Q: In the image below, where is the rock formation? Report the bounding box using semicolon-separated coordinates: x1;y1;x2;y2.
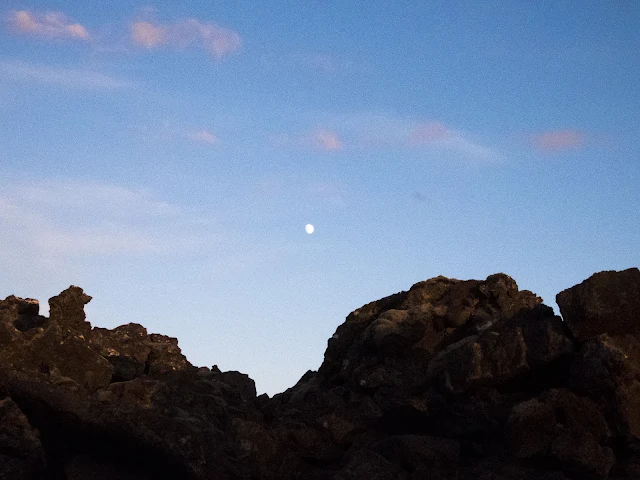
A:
1;268;639;479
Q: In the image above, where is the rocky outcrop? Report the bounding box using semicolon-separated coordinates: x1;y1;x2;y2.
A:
557;268;640;342
1;268;639;479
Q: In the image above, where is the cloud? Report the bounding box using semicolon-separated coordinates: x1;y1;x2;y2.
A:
0;60;131;89
272;128;344;152
408;121;496;159
130;18;241;59
186;129;218;145
322;113;498;161
409;122;451;144
140;122;219;146
532;130;586;152
0;179;202;260
311;129;344;151
130;21;166;48
7;10;89;40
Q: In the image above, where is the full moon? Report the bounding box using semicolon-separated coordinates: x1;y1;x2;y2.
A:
305;224;315;234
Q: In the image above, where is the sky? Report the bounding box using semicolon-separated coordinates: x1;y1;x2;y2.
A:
1;1;639;395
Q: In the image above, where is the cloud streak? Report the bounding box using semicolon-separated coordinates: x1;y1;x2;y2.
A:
408;121;496;159
7;10;89;40
130;18;241;59
532;130;586;152
336;114;498;160
0;60;131;90
272;128;345;152
0;179;201;260
186;129;218;145
311;129;344;151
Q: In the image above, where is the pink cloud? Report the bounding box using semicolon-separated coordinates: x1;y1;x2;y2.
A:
186;129;218;145
311;129;343;151
130;21;167;48
130;19;241;59
406;120;497;160
533;130;586;152
8;10;89;40
409;122;451;144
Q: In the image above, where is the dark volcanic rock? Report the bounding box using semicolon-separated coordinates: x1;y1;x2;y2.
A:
556;268;640;341
0;287;259;479
507;389;614;478
0;395;45;479
1;268;639;479
48;286;92;334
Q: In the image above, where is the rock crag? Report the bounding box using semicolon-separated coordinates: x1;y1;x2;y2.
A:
1;268;639;479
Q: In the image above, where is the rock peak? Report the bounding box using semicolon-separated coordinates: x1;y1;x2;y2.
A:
1;268;640;479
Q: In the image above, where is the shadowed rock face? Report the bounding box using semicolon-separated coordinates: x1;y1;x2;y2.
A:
1;269;639;479
557;268;640;342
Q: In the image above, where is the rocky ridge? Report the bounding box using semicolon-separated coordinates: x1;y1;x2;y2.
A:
1;268;640;479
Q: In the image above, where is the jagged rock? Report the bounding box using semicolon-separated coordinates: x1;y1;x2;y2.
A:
205;366;257;404
372;434;460;479
0;287;263;479
1;269;639;479
427;304;574;393
557;268;640;341
91;323;194;381
48;286;92;334
0;287;113;392
507;389;613;478
0;395;45;480
91;323;151;381
570;333;640;439
334;449;405;480
319;274;543;390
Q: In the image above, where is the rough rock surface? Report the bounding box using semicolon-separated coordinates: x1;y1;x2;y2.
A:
557;268;640;341
0;268;639;479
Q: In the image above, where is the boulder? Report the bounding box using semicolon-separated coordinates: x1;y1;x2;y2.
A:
570;333;640;439
372;434;460;479
319;274;544;390
0;396;45;480
556;268;640;342
48;286;92;334
426;304;574;394
507;389;613;478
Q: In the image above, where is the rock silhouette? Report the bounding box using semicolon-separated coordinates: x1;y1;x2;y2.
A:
1;268;639;479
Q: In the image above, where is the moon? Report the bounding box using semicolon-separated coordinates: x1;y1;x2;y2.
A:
305;224;315;234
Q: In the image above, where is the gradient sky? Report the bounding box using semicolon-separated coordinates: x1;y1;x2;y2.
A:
1;1;639;395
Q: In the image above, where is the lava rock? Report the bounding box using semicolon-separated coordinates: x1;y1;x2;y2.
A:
1;269;639;479
556;268;640;342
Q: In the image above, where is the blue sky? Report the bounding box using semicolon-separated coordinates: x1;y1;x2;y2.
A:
1;1;638;395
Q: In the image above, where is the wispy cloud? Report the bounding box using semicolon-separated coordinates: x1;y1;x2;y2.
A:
130;21;166;48
7;10;89;40
130;18;241;59
0;60;131;90
408;121;497;159
186;129;218;145
333;113;498;161
409;122;451;144
0;179;202;260
310;129;344;151
272;128;345;152
140;121;220;146
532;130;586;152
